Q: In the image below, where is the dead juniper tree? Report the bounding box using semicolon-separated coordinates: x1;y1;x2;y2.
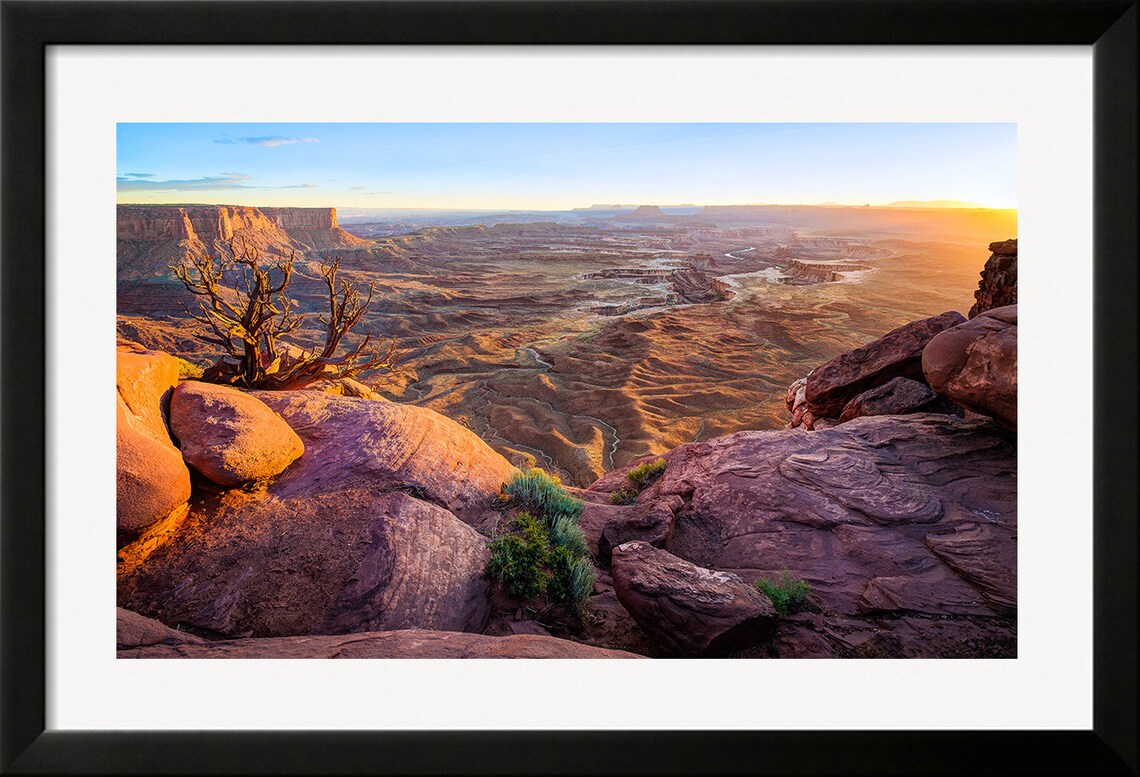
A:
172;236;397;390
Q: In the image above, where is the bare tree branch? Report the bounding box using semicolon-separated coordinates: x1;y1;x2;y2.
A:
170;241;398;390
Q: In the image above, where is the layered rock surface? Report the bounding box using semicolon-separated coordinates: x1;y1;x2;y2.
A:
591;413;1016;657
118;389;518;638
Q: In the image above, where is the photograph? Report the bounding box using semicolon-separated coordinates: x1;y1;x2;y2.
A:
114;121;1019;660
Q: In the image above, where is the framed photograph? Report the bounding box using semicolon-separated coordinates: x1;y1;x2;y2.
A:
2;0;1136;773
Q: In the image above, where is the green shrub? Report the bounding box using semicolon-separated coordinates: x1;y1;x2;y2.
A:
755;569;811;616
502;468;585;526
610;488;638;505
485;513;551;600
549;514;590;558
487;469;595;615
549;549;597;615
626;458;667;490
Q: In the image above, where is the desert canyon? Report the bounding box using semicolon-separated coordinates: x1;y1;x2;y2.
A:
116;202;1017;659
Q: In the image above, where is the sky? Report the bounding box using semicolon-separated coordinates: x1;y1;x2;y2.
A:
116;123;1017;210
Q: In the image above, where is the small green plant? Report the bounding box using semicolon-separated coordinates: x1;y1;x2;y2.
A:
485;513;551;600
626;457;667;490
502;468;585;526
609;457;667;504
487;469;596;615
755;569;811;616
610;488;638;505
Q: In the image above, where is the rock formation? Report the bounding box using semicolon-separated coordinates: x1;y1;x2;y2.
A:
923;305;1018;428
591;413;1016;657
119;486;494;638
801;311;966;423
116;344;191;534
969;239;1017;318
116;205;369;281
119;622;643;659
837;376;941;423
251;390;516;527
170;381;304;486
610;541;777;656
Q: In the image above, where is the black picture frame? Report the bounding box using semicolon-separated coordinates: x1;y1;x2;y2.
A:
2;1;1136;774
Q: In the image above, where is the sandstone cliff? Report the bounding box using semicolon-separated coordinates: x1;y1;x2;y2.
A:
117;204;370;280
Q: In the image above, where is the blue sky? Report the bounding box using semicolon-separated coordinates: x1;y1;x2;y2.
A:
117;123;1017;210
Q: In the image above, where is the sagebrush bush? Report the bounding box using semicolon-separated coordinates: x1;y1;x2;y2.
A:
487;469;595;615
626;458;667;490
755;569;811;616
502;467;585;526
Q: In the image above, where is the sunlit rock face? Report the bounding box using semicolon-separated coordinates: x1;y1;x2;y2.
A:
170;381;304;487
116;344;191;535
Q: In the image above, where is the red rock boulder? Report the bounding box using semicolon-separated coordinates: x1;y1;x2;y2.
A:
837;376;939;423
804;311;966;419
610;541;777;656
253;390;517;527
590;413;1017;658
170;381;303;486
116;347;191;534
922;305;1017;428
119;489;493;638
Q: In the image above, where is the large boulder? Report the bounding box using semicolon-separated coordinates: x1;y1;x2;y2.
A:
837;376;940;423
922;305;1017;428
116;346;191;534
252;390;517;527
170;381;304;486
119;626;644;659
610;541;777;656
804;311;966;419
119;489;492;638
590;413;1016;658
969;239;1017;319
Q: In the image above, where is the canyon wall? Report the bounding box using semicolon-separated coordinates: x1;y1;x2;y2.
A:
117;205;371;280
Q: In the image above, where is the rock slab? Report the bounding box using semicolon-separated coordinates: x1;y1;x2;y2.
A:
804;311;966;419
119;488;492;639
253;390;517;526
610;541;777;656
837;376;940;423
119;626;644;659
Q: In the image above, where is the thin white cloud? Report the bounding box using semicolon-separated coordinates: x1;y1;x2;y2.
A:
116;172;316;192
214;136;320;147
